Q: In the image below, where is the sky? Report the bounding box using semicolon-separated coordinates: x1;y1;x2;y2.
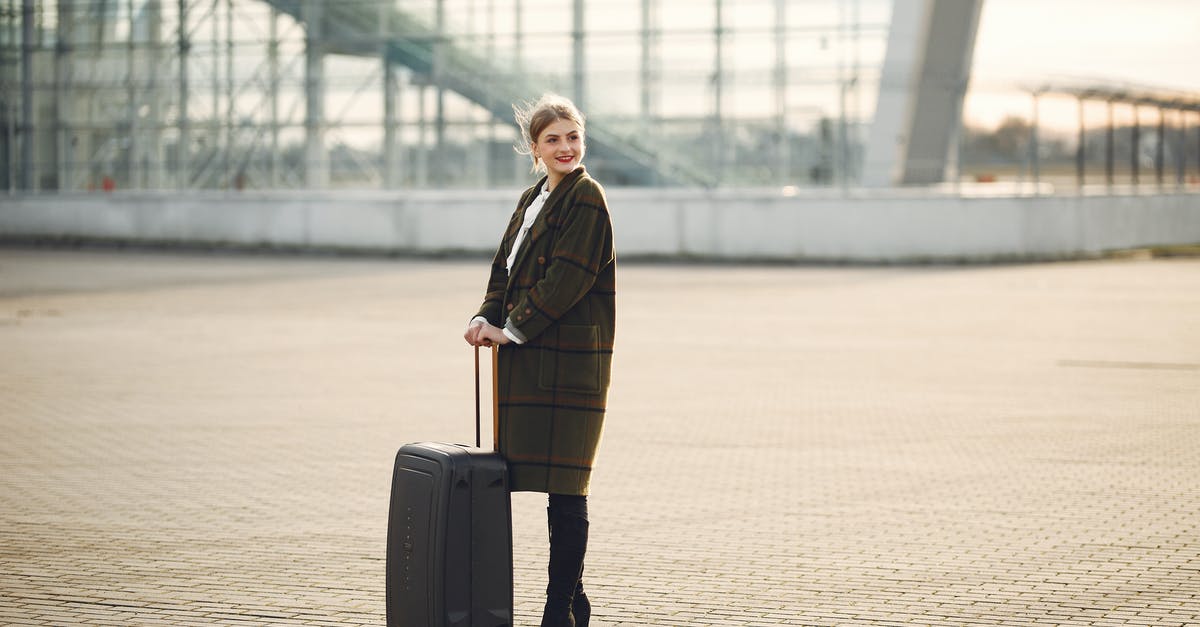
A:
967;0;1200;129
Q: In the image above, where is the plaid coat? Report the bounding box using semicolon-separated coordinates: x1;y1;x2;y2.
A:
474;166;615;496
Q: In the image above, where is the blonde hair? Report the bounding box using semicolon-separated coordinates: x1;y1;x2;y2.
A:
513;94;586;174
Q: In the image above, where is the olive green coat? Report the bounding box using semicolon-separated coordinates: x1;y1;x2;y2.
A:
474;166;615;496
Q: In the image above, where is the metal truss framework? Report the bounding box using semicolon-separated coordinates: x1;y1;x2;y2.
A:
2;0;892;191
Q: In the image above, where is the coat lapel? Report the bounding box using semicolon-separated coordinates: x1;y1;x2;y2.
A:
504;179;545;260
507;167;586;287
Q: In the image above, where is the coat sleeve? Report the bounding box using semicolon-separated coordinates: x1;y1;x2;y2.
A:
505;178;613;343
473;244;509;326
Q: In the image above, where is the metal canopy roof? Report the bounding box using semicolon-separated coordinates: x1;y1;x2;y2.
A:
1029;83;1200;112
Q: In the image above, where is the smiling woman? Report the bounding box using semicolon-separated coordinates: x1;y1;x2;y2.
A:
513;95;588;178
464;93;615;627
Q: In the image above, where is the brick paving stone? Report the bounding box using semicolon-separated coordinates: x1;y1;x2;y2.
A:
1;247;1199;625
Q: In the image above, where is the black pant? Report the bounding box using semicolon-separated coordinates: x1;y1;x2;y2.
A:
548;493;588;524
544;492;590;623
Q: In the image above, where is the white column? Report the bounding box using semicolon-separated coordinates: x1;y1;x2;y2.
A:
861;0;984;187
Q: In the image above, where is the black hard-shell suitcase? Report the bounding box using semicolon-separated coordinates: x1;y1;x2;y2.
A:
386;347;513;627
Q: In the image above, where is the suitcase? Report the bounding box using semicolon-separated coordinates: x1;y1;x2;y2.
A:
386;346;513;627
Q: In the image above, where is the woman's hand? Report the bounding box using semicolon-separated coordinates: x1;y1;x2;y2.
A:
464;321;511;346
464;320;485;346
475;323;512;346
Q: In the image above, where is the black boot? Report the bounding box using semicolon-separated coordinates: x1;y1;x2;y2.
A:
541;498;589;627
572;578;591;627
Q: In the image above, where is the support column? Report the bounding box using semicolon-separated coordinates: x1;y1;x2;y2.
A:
1075;96;1085;191
55;0;73;190
146;0;164;189
850;0;862;185
303;0;328;188
513;0;523;74
1029;91;1040;192
178;0;190;189
2;0;13;192
268;7;280;187
572;0;585;111
211;0;219;174
862;0;984;186
837;0;848;189
1131;105;1140;188
1155;107;1165;188
639;0;658;126
514;0;525;183
1104;99;1114;189
1177;109;1186;188
7;102;15;193
381;0;400;189
20;0;34;191
417;83;428;187
432;0;445;186
639;0;659;184
486;0;496;186
224;0;234;189
127;0;140;189
712;0;724;184
773;0;787;185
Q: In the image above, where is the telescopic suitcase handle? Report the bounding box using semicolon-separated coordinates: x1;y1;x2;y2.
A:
474;345;499;450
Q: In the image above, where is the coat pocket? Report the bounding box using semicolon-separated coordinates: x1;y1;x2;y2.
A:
539;324;601;394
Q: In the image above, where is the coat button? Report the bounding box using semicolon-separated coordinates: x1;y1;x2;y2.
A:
506;303;514;311
537;256;546;265
524;308;532;315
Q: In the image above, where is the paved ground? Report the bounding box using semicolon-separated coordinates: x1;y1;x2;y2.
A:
1;246;1198;626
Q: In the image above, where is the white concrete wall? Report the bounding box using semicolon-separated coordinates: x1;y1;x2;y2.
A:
2;189;1198;262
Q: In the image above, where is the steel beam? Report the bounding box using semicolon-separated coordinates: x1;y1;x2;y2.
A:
55;0;73;190
382;0;399;189
1105;100;1114;188
1155;107;1165;188
178;0;190;189
1029;92;1040;191
1177;110;1186;187
1075;97;1085;191
127;0;140;189
1131;106;1139;187
146;0;164;189
862;0;983;187
20;0;33;191
224;0;234;189
573;0;585;110
303;0;328;188
774;0;787;185
433;0;445;186
268;7;280;187
712;0;724;184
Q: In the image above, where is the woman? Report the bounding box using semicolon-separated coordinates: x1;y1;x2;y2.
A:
463;94;615;627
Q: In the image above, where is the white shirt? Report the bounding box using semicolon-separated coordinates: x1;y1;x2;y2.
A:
506;184;551;272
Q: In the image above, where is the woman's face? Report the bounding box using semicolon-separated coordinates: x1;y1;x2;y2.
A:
532;118;585;180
